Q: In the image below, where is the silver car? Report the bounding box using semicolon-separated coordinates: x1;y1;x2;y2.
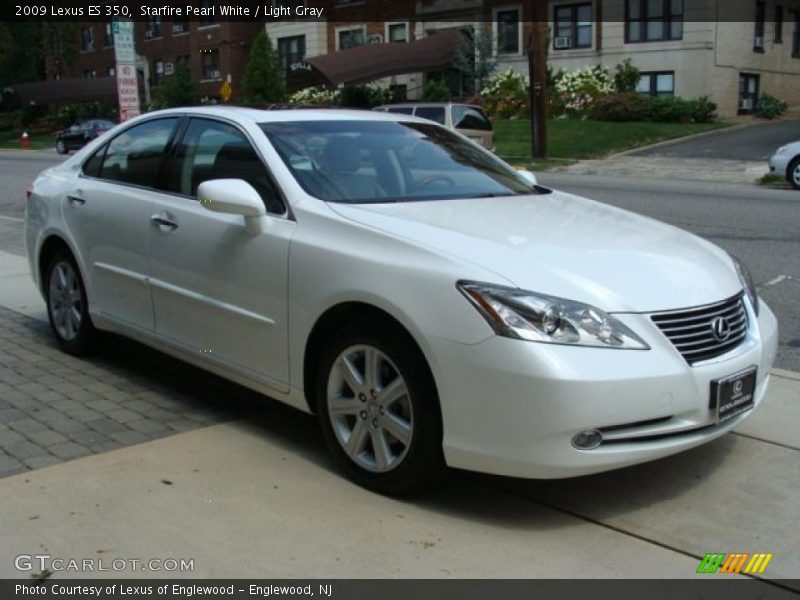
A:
768;141;800;189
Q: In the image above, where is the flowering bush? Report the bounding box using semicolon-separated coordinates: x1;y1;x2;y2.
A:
479;68;529;119
554;65;614;118
289;86;341;106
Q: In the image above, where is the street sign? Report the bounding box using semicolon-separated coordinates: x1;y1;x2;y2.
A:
113;20;135;64
113;20;140;122
220;81;232;103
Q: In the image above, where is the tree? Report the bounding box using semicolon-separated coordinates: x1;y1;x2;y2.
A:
154;63;200;108
241;30;285;104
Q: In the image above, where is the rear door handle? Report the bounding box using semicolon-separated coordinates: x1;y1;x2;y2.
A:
151;213;179;231
67;195;85;205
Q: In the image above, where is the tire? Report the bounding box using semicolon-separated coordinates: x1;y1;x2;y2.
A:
788;157;800;190
44;251;97;355
315;318;444;495
55;138;67;154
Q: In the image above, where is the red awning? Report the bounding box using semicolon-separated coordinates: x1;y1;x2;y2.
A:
287;29;468;90
5;77;118;105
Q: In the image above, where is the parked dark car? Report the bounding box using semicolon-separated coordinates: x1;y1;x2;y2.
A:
55;119;115;154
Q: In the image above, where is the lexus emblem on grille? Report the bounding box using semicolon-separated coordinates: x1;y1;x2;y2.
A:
711;316;732;341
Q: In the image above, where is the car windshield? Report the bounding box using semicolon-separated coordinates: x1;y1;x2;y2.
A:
259;120;542;204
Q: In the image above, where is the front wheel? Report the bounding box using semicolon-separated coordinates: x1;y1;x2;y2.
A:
45;252;97;355
316;320;443;495
788;157;800;190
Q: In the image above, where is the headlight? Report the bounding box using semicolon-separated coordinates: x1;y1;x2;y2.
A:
457;281;649;350
731;255;760;316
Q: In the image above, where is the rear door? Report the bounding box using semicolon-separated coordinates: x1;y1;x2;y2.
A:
65;117;179;332
148;117;294;390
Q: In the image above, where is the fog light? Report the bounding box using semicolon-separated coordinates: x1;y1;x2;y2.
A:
572;429;602;450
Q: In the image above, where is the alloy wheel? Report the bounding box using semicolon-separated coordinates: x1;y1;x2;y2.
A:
326;344;414;473
793;164;800;187
48;260;83;341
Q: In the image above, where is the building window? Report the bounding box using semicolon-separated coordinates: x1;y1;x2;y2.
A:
754;1;766;50
739;73;760;113
103;22;114;47
390;84;407;101
83;69;97;79
146;16;162;39
80;26;94;52
201;49;221;80
626;0;683;43
793;11;800;56
496;8;521;54
106;66;116;77
176;55;191;69
636;71;674;96
775;6;783;43
338;27;365;50
200;0;218;26
554;3;592;50
277;35;306;75
172;20;190;35
387;22;408;43
153;59;165;85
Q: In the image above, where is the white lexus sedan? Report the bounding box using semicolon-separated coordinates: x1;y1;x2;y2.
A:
26;107;778;494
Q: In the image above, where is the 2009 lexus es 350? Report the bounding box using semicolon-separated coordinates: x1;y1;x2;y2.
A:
26;107;778;494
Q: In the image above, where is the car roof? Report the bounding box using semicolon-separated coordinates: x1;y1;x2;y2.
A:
375;102;482;110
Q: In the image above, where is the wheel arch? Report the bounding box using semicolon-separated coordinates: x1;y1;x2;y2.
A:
37;234;81;293
302;301;440;416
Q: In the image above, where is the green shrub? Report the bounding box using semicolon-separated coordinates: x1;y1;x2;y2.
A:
648;96;693;122
589;92;650;121
422;80;451;102
688;96;717;123
338;84;392;108
755;94;788;120
613;59;641;93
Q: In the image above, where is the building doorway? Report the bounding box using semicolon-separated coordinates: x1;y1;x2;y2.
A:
739;73;760;114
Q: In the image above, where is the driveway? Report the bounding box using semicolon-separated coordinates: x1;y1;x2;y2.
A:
630;119;800;161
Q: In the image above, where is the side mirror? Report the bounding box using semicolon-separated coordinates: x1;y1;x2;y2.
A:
518;170;537;186
198;179;267;235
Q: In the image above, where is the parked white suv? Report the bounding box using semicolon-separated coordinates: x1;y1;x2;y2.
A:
373;102;494;150
26;107;777;494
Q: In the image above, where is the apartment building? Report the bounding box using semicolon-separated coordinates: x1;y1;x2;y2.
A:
44;13;262;104
267;0;800;116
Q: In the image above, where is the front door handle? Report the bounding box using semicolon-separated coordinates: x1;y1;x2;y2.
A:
67;195;85;205
151;212;179;231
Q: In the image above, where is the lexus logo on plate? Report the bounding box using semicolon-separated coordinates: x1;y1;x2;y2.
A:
711;316;732;341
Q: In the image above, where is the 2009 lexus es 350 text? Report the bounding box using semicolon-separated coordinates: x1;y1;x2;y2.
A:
26;107;778;494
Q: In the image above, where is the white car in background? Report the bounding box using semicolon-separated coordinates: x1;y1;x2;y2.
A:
768;141;800;189
26;107;778;494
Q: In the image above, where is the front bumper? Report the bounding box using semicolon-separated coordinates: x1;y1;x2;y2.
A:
430;298;778;479
768;154;790;177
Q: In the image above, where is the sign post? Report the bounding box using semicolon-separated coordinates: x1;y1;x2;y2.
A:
112;19;141;122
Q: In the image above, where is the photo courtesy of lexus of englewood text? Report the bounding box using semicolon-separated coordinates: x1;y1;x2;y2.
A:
0;1;798;599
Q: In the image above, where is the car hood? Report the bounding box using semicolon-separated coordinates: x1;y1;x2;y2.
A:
328;190;742;313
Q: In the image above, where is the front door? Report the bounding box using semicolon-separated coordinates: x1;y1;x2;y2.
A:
148;117;294;390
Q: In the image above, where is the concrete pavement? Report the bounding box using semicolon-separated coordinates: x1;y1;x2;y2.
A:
0;248;798;581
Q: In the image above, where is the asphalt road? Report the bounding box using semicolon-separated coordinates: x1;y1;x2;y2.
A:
1;151;798;371
630;119;800;161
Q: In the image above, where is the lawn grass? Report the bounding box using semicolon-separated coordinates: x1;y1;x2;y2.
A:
0;130;56;151
757;173;790;188
495;119;730;160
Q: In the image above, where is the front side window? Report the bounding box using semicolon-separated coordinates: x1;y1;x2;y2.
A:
260;120;541;204
626;0;683;42
497;9;521;54
636;71;675;96
452;106;493;131
168;119;283;214
99;118;178;188
338;27;365;50
554;3;593;49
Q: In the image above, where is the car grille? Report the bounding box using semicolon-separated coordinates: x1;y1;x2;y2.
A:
651;293;748;365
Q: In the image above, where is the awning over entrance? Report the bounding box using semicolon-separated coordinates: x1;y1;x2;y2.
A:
287;29;468;91
5;77;118;105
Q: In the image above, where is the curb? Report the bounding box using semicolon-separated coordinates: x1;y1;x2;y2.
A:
771;368;800;382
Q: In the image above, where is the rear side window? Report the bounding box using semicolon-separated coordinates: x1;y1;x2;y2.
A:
414;106;446;125
99;118;178;188
453;106;493;131
387;107;414;115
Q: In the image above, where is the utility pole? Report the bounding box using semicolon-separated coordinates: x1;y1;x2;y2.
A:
527;1;548;159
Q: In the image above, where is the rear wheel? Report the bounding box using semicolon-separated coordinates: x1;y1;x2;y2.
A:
316;319;443;495
788;157;800;190
44;251;97;355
